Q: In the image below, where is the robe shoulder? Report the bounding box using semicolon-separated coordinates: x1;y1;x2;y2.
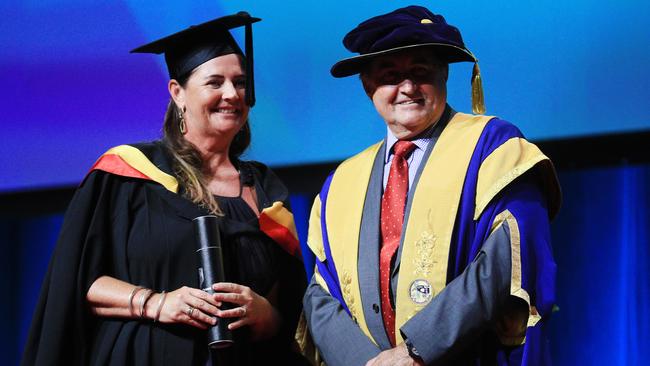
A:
474;118;561;219
86;140;179;193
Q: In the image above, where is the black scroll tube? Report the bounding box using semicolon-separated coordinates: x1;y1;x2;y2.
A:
193;215;234;349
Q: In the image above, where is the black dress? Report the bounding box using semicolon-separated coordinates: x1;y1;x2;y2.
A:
21;141;307;366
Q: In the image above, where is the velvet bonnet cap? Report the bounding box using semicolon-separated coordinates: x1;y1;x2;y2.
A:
331;5;485;114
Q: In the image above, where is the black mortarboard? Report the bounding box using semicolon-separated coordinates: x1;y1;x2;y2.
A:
131;11;261;106
331;6;485;114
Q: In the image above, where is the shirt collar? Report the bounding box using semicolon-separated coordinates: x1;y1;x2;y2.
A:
384;104;452;164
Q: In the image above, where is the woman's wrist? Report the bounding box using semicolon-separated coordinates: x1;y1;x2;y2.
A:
253;300;282;341
268;305;282;336
127;286;144;315
144;292;162;320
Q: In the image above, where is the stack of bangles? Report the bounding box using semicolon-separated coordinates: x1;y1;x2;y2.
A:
128;286;168;322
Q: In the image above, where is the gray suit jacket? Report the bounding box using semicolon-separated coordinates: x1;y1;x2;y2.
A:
302;110;516;365
303;226;512;366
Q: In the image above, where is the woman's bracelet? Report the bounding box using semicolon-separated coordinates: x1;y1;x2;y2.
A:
153;291;167;323
138;289;154;319
128;286;144;315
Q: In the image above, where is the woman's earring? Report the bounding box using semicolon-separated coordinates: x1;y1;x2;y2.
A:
179;106;187;134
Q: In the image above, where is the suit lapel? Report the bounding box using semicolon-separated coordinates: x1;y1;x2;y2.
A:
358;142;392;349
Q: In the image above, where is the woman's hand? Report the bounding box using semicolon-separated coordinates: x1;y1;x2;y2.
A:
155;286;221;330
212;282;281;340
87;277;222;330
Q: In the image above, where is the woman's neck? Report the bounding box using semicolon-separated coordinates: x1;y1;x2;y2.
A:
200;148;241;197
201;151;237;181
183;133;241;198
185;135;235;176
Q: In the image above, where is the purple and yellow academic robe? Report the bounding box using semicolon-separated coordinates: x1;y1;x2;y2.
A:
302;111;560;365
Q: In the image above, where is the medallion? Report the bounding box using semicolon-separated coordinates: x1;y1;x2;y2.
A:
409;279;432;304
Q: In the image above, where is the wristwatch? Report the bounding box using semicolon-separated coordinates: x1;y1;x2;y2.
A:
404;337;422;360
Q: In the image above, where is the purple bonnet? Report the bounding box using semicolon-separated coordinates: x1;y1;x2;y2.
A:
331;5;486;114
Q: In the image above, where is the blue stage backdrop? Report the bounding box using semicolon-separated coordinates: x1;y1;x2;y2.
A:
1;0;649;192
549;164;650;365
2;1;650;365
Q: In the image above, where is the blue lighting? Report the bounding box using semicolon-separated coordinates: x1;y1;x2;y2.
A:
1;1;649;192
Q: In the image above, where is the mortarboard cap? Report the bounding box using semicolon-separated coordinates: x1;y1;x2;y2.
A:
331;6;485;114
131;11;261;106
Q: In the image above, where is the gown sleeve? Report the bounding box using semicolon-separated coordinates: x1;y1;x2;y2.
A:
303;276;382;366
21;171;128;366
249;162;308;357
400;175;554;365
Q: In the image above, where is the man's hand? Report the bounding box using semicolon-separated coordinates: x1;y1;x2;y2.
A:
365;343;425;366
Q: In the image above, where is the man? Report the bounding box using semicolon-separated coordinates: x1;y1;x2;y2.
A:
302;5;560;366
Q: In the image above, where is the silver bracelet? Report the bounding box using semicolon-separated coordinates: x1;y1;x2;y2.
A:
154;291;167;323
128;286;143;315
138;289;154;319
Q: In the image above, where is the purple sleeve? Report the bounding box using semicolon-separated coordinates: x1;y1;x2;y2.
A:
401;176;555;366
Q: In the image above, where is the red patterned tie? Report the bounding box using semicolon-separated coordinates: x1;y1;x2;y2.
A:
380;140;416;346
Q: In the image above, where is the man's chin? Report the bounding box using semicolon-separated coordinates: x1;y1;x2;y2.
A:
394;117;433;131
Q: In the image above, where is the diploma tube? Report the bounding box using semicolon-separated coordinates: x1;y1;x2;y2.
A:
193;215;234;348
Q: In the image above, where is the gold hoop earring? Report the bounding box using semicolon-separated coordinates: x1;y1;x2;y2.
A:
179;106;187;134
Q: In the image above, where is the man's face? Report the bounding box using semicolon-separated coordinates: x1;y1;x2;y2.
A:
362;48;448;139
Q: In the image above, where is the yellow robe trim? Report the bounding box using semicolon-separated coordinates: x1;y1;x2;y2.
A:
394;113;493;342
295;313;325;366
307;195;334;296
320;113;493;345
260;201;300;241
474;137;559;220
490;210;542;346
324;141;384;340
103;145;179;193
307;195;327;263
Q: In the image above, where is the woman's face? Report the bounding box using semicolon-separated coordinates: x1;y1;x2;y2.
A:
172;53;249;147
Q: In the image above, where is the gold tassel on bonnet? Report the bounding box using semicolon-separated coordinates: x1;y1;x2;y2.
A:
471;60;486;115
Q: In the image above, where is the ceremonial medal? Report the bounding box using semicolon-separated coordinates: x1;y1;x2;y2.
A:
409;279;432;304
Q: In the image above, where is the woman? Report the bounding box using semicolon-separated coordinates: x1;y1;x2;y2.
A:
22;12;307;365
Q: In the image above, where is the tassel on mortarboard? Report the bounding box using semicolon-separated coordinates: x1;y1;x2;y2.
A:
471;61;486;115
244;14;256;107
130;11;261;93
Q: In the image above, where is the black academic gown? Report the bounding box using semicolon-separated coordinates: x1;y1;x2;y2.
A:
21;141;307;366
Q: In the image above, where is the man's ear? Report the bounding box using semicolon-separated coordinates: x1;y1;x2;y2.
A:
360;73;375;99
168;79;185;107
